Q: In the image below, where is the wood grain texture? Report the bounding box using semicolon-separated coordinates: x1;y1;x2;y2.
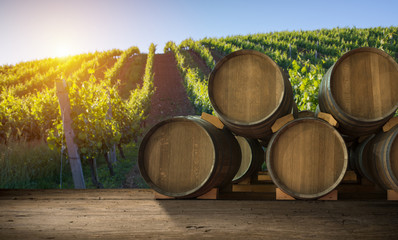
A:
208;49;294;139
368;125;398;191
271;114;294;133
266;118;348;199
1;189;398;240
138;116;241;198
201;112;224;129
331;48;398;120
388;189;398;200
317;112;339;127
211;51;283;123
383;116;398;132
318;47;398;136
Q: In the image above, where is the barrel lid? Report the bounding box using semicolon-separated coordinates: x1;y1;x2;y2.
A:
329;47;398;122
266;118;348;199
208;49;286;126
233;136;253;181
138;117;216;197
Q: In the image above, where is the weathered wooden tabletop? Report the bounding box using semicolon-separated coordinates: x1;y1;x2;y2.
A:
1;189;397;239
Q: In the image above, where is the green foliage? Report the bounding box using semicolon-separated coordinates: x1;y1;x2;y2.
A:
199;26;398;111
289;58;325;111
0;140;61;188
165;41;213;114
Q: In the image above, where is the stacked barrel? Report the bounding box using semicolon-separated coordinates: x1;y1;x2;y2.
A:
139;47;398;199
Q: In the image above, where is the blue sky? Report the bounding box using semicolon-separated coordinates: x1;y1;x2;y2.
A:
0;0;397;65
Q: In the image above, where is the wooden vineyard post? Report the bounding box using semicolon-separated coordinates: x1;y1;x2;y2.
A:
106;91;117;164
56;80;86;189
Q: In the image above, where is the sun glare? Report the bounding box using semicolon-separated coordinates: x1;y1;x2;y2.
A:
55;45;72;58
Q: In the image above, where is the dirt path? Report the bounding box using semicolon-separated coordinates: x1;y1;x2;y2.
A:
210;49;225;64
123;52;195;188
144;52;196;128
1;189;398;240
187;50;211;75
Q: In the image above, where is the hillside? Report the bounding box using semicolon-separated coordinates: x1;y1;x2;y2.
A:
1;26;397;189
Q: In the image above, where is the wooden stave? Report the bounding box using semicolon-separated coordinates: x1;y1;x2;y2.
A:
318;47;398;137
266;118;348;200
368;126;398;191
138;116;241;198
232;137;264;183
351;135;377;183
208;49;294;140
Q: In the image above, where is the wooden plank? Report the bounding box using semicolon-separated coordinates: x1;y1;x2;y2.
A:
383;116;398;132
197;188;219;200
317;112;339;127
342;170;358;183
276;188;295;200
258;171;357;184
271;114;294;133
201;112;224;129
236;177;251;185
276;188;337;201
232;184;276;193
55;80;86;189
318;190;338;200
2;189;398;239
154;191;175;200
387;189;398;201
154;188;219;200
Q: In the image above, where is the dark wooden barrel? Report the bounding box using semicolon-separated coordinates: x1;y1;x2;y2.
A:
138;116;241;198
353;126;398;191
298;110;315;118
232;136;264;183
266;118;348;199
318;47;398;137
208;49;294;140
351;135;377;182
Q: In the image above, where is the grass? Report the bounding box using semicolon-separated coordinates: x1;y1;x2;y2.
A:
0;140;148;189
0;140;61;188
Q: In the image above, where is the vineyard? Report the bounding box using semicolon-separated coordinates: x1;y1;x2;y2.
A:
1;26;397;189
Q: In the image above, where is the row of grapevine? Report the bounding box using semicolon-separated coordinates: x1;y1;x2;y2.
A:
164;41;213;114
197;27;397;112
48;44;155;164
0;49;124;144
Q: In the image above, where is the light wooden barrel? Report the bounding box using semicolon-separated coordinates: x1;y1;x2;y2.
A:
138;116;241;198
232;136;264;183
208;49;294;139
318;47;398;136
353;126;398;191
266;118;348;199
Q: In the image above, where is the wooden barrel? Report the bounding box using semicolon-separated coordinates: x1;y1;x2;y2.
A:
266;118;348;199
232;136;264;183
353;126;398;191
138;116;241;198
318;47;398;137
351;135;377;183
298;110;315;118
208;49;294;140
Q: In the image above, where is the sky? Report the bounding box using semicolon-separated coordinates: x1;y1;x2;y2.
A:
0;0;397;65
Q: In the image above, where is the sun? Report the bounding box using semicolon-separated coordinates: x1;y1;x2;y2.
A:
55;45;72;58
